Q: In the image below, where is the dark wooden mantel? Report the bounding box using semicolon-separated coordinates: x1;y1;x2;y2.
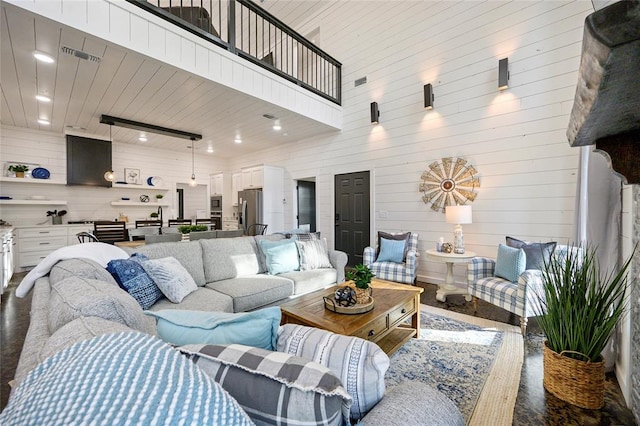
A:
566;1;640;183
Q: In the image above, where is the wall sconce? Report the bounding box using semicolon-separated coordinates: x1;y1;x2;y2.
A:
424;83;434;110
498;58;509;90
370;102;380;124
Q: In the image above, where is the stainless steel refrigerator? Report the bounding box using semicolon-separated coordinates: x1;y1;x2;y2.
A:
238;189;263;235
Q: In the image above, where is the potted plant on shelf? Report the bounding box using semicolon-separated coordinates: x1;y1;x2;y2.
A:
8;164;29;178
346;263;375;304
155;194;164;203
150;212;159;219
534;245;636;409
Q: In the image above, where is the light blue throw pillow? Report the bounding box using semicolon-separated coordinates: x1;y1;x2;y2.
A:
376;237;406;263
145;307;281;350
494;244;526;282
259;239;300;275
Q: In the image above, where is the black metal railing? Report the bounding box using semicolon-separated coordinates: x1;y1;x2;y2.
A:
128;0;341;105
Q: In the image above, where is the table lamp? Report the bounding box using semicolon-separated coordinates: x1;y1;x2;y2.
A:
445;205;472;254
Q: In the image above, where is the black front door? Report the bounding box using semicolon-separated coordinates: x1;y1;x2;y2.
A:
297;180;316;231
334;171;370;267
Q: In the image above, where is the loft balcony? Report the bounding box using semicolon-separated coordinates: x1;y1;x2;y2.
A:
1;0;342;154
130;0;342;105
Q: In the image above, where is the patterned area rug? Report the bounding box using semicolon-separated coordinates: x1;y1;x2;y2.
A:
386;304;523;425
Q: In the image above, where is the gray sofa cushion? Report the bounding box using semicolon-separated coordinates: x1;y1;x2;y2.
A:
50;258;118;286
149;287;234;313
130;241;206;286
200;237;261;282
206;276;293;312
49;276;152;335
39;317;135;364
278;268;337;295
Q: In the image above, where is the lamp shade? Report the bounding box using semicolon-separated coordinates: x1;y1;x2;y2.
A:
445;205;472;224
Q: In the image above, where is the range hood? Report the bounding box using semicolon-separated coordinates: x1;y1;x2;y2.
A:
566;1;640;183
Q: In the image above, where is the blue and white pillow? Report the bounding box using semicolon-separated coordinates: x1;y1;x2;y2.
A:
494;244;526;282
106;254;162;310
0;332;253;426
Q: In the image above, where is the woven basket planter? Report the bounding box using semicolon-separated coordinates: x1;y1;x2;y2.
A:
542;341;605;409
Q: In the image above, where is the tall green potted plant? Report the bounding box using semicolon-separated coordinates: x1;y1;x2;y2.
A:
534;245;635;409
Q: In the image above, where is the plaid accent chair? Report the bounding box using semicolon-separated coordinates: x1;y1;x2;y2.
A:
363;232;419;284
467;244;579;335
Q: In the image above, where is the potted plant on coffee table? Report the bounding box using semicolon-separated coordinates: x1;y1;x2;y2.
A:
534;245;636;409
346;263;375;304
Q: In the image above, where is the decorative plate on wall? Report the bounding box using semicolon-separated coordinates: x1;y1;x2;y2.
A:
420;157;480;213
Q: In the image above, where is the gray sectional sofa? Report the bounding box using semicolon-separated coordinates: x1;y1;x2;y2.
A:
7;235;464;426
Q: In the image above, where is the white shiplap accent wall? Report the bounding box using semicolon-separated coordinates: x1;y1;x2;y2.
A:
232;0;592;285
0;125;227;225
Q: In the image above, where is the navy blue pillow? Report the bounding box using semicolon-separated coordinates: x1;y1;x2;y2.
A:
107;254;163;310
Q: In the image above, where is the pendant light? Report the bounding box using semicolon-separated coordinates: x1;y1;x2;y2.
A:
189;141;197;186
103;124;116;182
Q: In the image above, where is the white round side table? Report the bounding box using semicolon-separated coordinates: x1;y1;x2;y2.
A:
425;249;476;302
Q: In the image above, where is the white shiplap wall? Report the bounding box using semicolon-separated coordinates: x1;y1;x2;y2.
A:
0;125;227;225
231;0;592;285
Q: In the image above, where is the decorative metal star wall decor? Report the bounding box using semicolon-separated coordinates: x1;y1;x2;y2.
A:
420;157;480;212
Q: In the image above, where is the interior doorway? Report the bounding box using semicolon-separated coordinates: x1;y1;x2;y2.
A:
334;171;370;267
176;183;208;221
296;179;316;232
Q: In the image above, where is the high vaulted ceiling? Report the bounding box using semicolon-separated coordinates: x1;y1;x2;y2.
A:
0;1;337;157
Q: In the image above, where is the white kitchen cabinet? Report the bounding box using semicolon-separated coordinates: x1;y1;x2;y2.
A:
16;227;68;268
241;166;264;189
231;172;241;205
210;173;224;195
1;230;15;295
15;225;93;270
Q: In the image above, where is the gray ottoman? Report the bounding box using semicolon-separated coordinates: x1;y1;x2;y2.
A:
361;381;464;425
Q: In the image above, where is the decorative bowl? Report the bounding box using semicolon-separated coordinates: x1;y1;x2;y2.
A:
31;167;50;179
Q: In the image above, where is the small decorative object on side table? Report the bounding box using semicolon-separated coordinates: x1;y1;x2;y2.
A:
425;249;476;302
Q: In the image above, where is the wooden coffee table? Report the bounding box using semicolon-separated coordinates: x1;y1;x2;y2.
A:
280;278;423;356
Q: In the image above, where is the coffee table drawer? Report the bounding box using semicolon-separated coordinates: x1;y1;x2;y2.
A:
354;315;388;341
389;298;416;326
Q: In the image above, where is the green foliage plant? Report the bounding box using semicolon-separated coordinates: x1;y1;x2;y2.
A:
346;263;375;289
534;244;636;362
178;224;208;234
8;164;29;173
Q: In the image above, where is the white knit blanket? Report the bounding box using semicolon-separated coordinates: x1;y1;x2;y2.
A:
16;242;129;298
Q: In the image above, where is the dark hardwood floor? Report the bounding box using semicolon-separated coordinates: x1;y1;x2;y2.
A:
1;274;636;425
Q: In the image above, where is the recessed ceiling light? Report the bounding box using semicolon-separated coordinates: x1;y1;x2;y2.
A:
273;120;281;131
38;118;50;125
35;95;51;102
207;146;214;153
33;51;54;63
234;137;242;144
139;135;147;142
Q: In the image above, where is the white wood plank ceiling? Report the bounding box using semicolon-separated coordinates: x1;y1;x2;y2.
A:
0;2;337;157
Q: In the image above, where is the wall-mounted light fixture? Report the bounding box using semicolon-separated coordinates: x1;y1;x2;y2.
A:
424;83;434;110
370;102;380;124
100;115;202;140
498;58;509;90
